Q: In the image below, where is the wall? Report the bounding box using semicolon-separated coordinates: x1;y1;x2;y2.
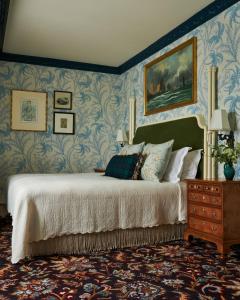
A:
120;1;240;178
0;62;127;203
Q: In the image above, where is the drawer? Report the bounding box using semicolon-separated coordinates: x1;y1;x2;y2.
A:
188;183;203;192
188;183;222;195
189;192;222;206
189;203;222;222
202;184;221;194
189;217;223;237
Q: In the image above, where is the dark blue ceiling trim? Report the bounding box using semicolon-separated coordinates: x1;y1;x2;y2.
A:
0;52;120;74
119;0;239;73
0;0;238;74
0;0;10;51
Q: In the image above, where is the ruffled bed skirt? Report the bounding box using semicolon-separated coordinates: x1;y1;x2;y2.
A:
29;224;187;257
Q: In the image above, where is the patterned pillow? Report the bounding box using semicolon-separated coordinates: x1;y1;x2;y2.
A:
143;140;174;155
132;154;146;180
119;142;145;155
105;154;139;179
141;140;174;181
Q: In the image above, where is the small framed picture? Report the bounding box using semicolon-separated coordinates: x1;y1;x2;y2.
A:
11;89;47;131
53;112;75;134
54;91;72;110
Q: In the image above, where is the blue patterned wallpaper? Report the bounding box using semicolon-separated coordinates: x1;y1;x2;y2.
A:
119;2;240;179
0;63;127;203
0;2;240;204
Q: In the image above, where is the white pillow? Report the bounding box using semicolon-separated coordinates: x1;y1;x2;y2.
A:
163;147;191;183
181;149;202;180
141;140;174;181
119;142;145;155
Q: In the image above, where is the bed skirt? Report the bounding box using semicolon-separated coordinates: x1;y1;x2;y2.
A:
29;224;187;257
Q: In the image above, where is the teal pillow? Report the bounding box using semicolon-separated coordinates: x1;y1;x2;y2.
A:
105;154;139;179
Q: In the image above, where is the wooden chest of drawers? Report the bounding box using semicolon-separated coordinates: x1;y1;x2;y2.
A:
184;179;240;255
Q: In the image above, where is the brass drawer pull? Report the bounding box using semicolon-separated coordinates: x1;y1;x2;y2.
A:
212;198;219;204
211;225;217;232
212;212;216;218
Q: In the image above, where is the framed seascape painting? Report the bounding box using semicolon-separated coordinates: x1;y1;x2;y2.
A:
54;91;72;110
53;112;75;135
144;37;197;115
11;90;47;131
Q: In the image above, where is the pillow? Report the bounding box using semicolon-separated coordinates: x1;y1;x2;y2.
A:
143;140;174;155
141;140;174;182
181;149;202;180
132;154;146;180
119;142;145;155
105;154;139;179
163;147;191;183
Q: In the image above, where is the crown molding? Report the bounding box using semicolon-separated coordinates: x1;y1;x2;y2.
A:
0;0;238;74
0;52;120;74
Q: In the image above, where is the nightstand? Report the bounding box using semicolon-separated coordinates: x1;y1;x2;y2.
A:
94;168;105;173
184;179;240;255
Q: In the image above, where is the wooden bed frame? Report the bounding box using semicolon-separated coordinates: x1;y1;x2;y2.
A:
27;115;207;257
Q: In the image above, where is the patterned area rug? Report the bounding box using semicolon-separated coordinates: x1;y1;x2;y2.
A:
1;218;240;299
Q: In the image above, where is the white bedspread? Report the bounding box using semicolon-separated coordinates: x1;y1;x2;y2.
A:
8;173;187;263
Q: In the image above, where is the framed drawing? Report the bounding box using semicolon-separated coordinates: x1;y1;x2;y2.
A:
144;37;197;115
54;91;72;110
53;112;75;134
11;90;47;131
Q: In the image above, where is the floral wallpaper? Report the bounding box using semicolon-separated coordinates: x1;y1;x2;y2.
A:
0;2;240;205
119;1;240;179
0;63;127;203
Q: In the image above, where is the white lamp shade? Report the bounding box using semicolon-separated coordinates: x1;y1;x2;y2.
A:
209;109;231;131
116;129;128;142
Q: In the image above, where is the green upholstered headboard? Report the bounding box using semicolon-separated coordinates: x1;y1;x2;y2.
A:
133;116;205;178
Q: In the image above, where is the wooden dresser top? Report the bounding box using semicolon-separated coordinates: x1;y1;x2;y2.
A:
186;179;240;185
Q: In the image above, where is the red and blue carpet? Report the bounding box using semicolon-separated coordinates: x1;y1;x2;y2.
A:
0;217;240;299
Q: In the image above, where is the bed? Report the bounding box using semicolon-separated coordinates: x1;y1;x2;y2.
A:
7;115;206;263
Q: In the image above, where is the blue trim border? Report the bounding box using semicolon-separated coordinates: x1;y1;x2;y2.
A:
0;0;238;74
0;52;120;74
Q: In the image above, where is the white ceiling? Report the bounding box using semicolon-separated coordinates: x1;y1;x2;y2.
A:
4;0;213;67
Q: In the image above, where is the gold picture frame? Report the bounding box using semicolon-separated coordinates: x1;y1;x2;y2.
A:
11;90;47;131
144;37;197;115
